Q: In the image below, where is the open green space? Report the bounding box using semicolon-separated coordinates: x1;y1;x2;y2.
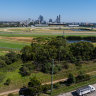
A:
0;27;96;37
0;32;96;37
0;39;29;49
0;27;96;95
0;39;30;53
8;75;96;96
0;60;96;93
0;27;96;54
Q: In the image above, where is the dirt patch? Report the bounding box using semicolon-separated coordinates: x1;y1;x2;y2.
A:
0;36;33;43
4;37;33;43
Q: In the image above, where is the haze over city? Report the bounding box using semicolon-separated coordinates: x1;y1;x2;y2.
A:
0;0;96;22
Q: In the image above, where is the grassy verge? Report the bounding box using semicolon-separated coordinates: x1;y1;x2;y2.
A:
10;75;96;96
51;76;96;96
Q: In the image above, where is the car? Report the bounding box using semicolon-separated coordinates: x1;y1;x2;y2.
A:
76;85;95;96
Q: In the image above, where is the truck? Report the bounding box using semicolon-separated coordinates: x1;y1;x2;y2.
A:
76;85;95;96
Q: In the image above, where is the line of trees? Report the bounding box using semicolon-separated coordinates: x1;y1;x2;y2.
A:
20;36;96;76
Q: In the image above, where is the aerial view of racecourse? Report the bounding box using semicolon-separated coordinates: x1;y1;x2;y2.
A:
1;0;96;96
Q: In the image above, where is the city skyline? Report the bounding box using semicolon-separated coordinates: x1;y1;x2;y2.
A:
0;0;96;22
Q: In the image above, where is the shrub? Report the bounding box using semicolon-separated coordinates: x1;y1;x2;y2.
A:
24;63;35;71
76;72;90;83
0;73;5;83
19;66;31;76
42;63;62;74
53;83;60;89
6;51;18;64
20;77;42;96
5;56;12;65
0;59;6;68
4;78;11;85
54;65;62;74
8;93;14;96
42;85;50;93
63;64;69;69
28;77;42;96
67;73;76;85
19;63;35;76
56;65;62;71
41;63;51;74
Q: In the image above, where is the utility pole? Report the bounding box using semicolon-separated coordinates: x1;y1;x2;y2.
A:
63;30;64;37
63;30;66;40
51;59;54;95
59;50;61;64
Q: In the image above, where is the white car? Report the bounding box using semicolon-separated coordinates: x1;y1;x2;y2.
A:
76;85;95;96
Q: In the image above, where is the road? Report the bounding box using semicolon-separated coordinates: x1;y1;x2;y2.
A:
58;84;96;96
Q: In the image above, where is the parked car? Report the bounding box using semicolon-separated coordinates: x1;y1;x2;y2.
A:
76;85;95;96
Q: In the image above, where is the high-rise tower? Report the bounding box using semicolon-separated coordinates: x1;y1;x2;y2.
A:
56;15;61;23
59;15;61;23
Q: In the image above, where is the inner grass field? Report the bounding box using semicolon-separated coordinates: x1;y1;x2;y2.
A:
0;27;96;37
0;39;30;55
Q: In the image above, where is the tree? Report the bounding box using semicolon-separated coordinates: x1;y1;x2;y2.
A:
0;59;6;68
48;36;67;49
21;46;33;62
5;51;18;64
19;66;31;76
19;62;35;76
42;85;50;93
41;62;51;73
20;77;42;96
4;78;11;85
28;77;42;96
70;41;95;61
53;65;62;74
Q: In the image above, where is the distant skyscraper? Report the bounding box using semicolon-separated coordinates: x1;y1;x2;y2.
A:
56;16;59;23
56;15;61;23
38;15;44;24
59;15;61;23
27;18;31;24
49;19;53;23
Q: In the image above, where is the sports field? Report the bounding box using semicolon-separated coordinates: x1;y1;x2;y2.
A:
0;27;96;55
0;27;96;37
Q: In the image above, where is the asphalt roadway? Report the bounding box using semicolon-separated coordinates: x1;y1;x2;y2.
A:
58;84;96;96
